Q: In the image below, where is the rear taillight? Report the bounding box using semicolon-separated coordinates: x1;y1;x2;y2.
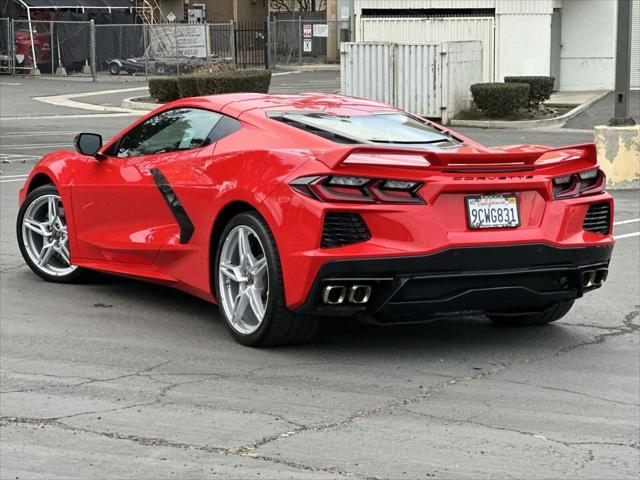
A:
553;169;606;199
290;175;424;204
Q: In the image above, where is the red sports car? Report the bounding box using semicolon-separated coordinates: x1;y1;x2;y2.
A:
17;94;614;346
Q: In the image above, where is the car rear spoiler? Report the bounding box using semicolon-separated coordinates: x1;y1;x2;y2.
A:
316;143;598;171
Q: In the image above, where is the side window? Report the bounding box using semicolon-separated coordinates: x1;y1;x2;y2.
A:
107;108;223;158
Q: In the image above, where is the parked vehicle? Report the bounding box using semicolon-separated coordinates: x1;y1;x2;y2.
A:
107;56;227;75
16;94;614;346
12;13;54;71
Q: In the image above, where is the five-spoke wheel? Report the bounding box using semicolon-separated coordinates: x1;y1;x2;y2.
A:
17;185;86;283
214;211;318;347
218;225;269;335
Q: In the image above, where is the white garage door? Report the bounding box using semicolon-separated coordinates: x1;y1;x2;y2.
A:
631;0;640;89
360;16;495;82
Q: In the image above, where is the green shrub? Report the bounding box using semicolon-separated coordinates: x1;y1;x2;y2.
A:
148;69;272;102
177;75;199;99
196;69;272;96
470;82;530;117
148;77;179;103
504;76;555;106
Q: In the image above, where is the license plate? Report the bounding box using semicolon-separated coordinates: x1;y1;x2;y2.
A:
466;194;520;229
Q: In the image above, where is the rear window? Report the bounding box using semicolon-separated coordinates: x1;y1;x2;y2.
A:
272;112;460;147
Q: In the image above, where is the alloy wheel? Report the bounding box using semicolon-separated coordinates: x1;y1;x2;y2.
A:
21;193;77;277
218;225;269;335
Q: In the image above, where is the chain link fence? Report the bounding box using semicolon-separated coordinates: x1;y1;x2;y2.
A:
269;19;351;66
0;18;349;77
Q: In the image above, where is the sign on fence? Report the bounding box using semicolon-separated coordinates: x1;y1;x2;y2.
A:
303;39;312;52
313;24;328;37
152;24;207;58
303;24;312;38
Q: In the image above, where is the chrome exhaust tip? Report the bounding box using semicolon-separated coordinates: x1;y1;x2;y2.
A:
594;268;608;285
348;285;372;304
582;270;596;287
323;285;347;304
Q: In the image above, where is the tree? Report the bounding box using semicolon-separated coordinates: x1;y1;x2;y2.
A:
269;0;325;12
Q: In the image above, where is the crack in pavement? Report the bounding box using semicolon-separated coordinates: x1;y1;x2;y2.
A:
225;307;640;457
0;416;367;478
401;409;640;450
1;360;172;395
494;378;639;407
1;309;637;478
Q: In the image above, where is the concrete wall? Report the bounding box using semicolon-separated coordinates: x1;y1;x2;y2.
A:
496;14;551;81
559;0;616;91
595;125;640;189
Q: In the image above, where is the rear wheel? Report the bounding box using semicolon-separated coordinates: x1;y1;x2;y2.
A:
108;62;120;75
488;301;574;326
214;211;318;347
17;185;87;283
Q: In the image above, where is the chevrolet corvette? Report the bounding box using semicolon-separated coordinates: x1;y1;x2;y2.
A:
17;93;614;346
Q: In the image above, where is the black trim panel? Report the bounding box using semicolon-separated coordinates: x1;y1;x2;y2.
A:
150;168;195;244
295;244;613;320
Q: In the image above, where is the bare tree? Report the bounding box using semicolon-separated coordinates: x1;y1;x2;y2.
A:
270;0;325;12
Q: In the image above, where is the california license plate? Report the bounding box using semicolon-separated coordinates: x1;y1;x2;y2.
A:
466;194;520;229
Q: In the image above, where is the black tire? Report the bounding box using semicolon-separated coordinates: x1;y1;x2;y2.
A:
155;63;168;75
17;185;88;284
214;211;319;347
108;62;120;75
488;301;574;326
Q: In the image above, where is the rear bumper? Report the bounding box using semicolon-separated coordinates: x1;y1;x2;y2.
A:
294;243;613;322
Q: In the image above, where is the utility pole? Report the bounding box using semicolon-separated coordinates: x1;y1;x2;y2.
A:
610;0;636;125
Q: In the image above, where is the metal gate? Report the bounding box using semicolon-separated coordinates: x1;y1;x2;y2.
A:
360;16;495;82
234;21;268;69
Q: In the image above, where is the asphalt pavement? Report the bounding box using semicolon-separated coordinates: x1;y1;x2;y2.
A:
0;76;639;479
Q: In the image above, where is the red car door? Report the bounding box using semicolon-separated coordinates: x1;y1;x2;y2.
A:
70;107;223;266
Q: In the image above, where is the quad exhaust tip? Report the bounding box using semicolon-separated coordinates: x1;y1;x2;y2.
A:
322;285;372;305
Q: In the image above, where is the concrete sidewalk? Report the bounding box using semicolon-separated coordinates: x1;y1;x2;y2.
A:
564;91;640;129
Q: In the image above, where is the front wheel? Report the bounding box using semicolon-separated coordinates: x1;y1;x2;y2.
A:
16;185;87;283
214;211;318;347
488;301;574;326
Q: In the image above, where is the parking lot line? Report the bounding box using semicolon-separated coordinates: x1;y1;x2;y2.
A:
614;231;640;240
614;218;640;226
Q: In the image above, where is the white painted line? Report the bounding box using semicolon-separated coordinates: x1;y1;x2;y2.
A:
34;86;148;114
1;112;141;121
614;218;640;226
0;131;78;138
0;174;29;178
2;144;71;150
272;71;301;76
614;232;640;240
0;178;27;183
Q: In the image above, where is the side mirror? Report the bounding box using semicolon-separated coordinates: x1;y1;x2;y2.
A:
74;133;103;157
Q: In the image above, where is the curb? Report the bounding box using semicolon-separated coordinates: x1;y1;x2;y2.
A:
274;64;340;72
121;96;158;111
450;90;610;130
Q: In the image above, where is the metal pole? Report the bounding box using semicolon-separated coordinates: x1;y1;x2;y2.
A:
298;16;302;66
50;21;54;73
175;23;180;75
9;19;15;75
26;7;39;73
610;0;636;125
89;19;96;82
230;20;236;66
